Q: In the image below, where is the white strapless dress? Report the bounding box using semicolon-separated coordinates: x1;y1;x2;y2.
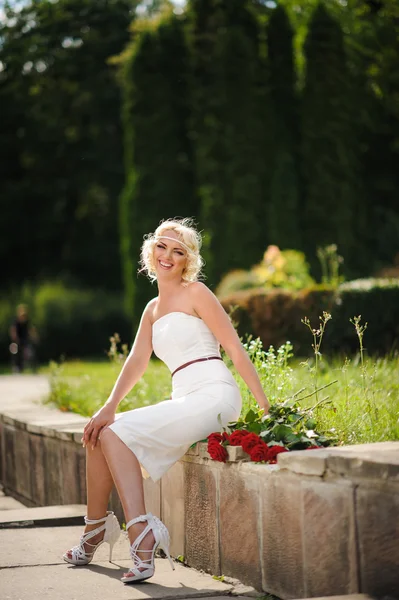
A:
108;312;242;482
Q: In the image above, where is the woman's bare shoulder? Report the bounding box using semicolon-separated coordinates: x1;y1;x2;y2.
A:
187;281;213;299
143;297;159;324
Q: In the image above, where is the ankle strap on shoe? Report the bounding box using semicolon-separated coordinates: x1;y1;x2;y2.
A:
84;512;111;525
126;513;153;531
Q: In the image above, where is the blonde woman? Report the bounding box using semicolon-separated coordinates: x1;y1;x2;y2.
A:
63;218;270;584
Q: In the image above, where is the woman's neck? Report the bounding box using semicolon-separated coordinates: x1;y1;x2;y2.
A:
156;278;183;301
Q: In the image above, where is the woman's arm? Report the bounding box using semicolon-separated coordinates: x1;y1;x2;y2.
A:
190;283;270;412
82;303;154;448
105;305;154;411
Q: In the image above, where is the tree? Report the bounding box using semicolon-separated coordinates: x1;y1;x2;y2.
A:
188;0;265;284
267;4;301;250
348;0;399;271
120;12;196;324
301;3;360;276
0;0;135;290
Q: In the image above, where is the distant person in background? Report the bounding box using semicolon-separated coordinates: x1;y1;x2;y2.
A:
9;304;38;373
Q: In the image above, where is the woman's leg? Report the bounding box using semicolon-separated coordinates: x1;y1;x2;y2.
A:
86;441;114;519
65;441;114;558
100;428;155;573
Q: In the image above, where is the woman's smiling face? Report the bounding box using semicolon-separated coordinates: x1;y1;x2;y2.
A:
153;230;187;279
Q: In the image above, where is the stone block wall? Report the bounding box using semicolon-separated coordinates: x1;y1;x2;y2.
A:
1;407;398;599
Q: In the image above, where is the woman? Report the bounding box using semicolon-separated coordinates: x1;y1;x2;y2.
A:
63;218;270;584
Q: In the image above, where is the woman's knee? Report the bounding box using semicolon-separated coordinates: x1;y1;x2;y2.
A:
99;426;118;450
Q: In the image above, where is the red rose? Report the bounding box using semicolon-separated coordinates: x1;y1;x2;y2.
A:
208;432;223;444
222;431;230;443
229;430;250;446
306;445;320;450
248;442;270;462
267;445;289;464
241;432;262;454
207;442;228;463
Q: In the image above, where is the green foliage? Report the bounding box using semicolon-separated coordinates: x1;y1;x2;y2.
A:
301;4;360;277
227;398;337;450
229;332;399;446
317;244;344;287
0;282;131;362
0;0;133;291
215;270;263;297
45;357;171;415
2;0;399;326
267;5;301;250
188;0;266;285
120;12;196;325
44;341;399;445
221;278;399;356
216;245;314;297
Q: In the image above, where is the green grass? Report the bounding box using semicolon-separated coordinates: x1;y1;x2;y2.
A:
301;355;399;444
42;347;399;445
41;359;171;416
232;339;399;445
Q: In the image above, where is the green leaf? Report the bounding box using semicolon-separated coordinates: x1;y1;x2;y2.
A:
244;409;257;423
260;430;272;442
288;414;302;423
248;422;262;434
305;418;316;429
284;431;301;444
272;424;293;442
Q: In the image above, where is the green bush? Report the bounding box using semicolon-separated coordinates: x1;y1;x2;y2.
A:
221;278;399;356
216;245;315;298
0;282;131;363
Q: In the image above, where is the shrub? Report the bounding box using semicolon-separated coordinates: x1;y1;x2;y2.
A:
221;278;399;355
216;245;315;298
0;282;131;362
215;270;262;297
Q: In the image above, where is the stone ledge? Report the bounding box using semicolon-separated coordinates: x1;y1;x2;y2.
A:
277;442;399;480
0;504;86;528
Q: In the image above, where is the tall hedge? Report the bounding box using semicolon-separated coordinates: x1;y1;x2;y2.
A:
301;4;360;276
218;3;265;276
188;0;265;285
187;0;229;285
267;5;301;250
120;14;195;325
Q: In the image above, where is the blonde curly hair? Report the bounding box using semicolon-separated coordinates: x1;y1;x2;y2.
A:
140;218;204;284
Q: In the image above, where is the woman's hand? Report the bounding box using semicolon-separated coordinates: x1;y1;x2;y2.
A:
81;403;116;450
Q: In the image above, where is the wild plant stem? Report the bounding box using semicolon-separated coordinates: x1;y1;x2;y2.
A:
296;380;338;402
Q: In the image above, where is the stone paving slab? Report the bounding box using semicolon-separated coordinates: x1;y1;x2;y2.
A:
292;596;373;600
0;488;26;511
0;525;234;600
0;526;261;600
0;504;87;528
1;560;233;600
0;525;131;566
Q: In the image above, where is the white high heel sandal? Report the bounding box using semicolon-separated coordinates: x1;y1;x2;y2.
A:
63;511;121;565
121;512;175;584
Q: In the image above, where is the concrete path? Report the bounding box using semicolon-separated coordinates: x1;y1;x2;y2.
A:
0;373;89;435
0;523;258;600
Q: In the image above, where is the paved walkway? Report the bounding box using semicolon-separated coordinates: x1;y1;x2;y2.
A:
0;522;254;600
0;376;258;600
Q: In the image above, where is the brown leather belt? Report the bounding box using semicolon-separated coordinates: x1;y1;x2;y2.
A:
171;356;222;377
